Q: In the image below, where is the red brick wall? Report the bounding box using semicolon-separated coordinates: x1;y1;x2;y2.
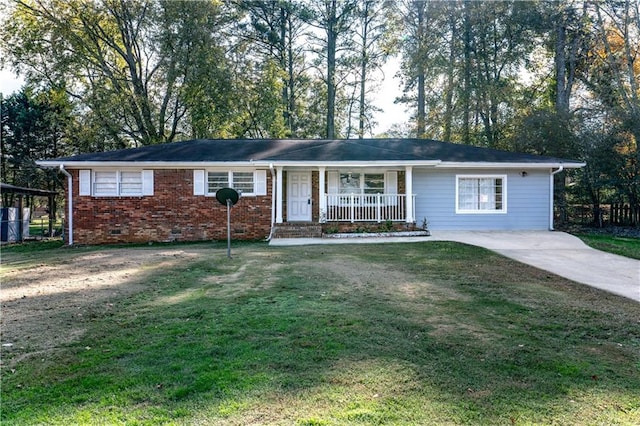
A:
67;169;272;245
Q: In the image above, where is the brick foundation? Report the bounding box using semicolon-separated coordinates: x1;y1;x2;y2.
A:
67;169;272;245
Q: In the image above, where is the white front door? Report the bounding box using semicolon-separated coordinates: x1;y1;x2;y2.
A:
287;171;312;221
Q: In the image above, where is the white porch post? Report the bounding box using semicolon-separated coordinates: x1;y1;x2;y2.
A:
405;166;414;223
318;166;326;223
276;166;284;223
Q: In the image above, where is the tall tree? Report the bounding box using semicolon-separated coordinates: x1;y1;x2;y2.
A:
585;0;640;205
0;86;72;217
1;0;236;146
237;0;312;137
351;0;388;138
394;0;431;137
304;0;358;139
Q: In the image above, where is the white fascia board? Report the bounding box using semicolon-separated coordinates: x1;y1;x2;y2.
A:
36;161;262;169
251;160;442;168
37;159;585;170
37;160;443;169
437;162;585;169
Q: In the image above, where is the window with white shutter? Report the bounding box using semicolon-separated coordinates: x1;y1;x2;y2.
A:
201;170;265;196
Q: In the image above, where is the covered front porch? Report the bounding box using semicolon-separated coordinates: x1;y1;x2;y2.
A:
272;166;417;227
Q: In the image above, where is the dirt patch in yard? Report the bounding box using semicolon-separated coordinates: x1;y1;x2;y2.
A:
0;247;210;368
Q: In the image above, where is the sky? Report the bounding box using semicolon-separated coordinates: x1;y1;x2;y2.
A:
0;69;23;96
0;63;410;136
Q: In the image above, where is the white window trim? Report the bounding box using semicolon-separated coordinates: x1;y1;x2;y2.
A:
203;170;266;197
329;170;397;194
455;174;507;214
85;169;153;197
327;170;398;207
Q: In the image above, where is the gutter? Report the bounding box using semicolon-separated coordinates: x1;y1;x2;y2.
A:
58;165;74;246
549;165;564;231
266;163;276;241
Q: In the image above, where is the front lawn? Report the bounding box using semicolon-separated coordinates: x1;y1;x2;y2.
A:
1;242;639;425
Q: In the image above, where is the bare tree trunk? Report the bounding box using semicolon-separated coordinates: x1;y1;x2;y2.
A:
326;0;337;139
462;0;472;144
357;1;370;139
416;2;426;138
442;12;456;142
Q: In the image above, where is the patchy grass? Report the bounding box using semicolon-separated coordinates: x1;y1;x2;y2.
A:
576;233;640;260
1;242;639;425
1;239;65;255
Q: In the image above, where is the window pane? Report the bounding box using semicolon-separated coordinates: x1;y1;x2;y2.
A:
94;171;117;195
478;178;495;210
120;171;142;195
233;172;254;194
364;173;384;194
494;178;503;210
208;172;228;194
458;178;477;210
458;177;504;211
339;173;361;193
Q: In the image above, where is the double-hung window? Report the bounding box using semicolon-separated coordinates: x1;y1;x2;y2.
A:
327;171;397;207
338;172;387;194
207;172;229;194
456;175;506;213
232;172;255;194
207;171;255;195
196;170;267;197
80;170;153;197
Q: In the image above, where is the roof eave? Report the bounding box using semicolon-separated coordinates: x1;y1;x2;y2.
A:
258;160;442;167
36;160;586;169
37;160;444;168
36;160;263;169
437;161;586;169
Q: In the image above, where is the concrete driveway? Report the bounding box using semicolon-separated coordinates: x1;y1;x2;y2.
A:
428;231;640;302
271;231;640;302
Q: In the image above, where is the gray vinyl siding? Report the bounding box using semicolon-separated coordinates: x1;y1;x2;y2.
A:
413;168;551;230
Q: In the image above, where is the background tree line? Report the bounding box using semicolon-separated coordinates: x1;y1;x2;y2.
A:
1;0;639;226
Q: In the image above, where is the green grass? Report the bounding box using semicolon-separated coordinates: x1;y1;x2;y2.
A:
576;233;640;260
2;242;639;425
27;217;63;237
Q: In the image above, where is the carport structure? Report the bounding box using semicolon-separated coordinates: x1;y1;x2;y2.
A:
0;182;58;241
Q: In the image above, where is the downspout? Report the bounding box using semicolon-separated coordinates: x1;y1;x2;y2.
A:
549;165;564;231
59;164;73;245
267;163;276;241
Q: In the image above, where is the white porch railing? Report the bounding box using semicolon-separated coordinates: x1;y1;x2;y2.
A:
324;194;415;223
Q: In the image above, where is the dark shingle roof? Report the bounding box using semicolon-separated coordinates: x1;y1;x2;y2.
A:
42;138;583;165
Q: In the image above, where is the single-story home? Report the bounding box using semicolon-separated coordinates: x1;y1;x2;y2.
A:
37;138;585;245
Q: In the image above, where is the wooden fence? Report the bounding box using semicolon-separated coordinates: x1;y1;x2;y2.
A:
567;203;640;226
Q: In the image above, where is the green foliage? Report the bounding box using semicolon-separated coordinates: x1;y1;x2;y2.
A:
0;86;71;214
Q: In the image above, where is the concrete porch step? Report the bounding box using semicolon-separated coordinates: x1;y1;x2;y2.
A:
272;223;323;238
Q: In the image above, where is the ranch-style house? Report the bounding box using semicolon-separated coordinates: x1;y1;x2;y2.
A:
37;138;585;245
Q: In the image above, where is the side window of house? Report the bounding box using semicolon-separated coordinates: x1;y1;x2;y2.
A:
456;175;506;213
79;170;153;197
94;171;118;196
